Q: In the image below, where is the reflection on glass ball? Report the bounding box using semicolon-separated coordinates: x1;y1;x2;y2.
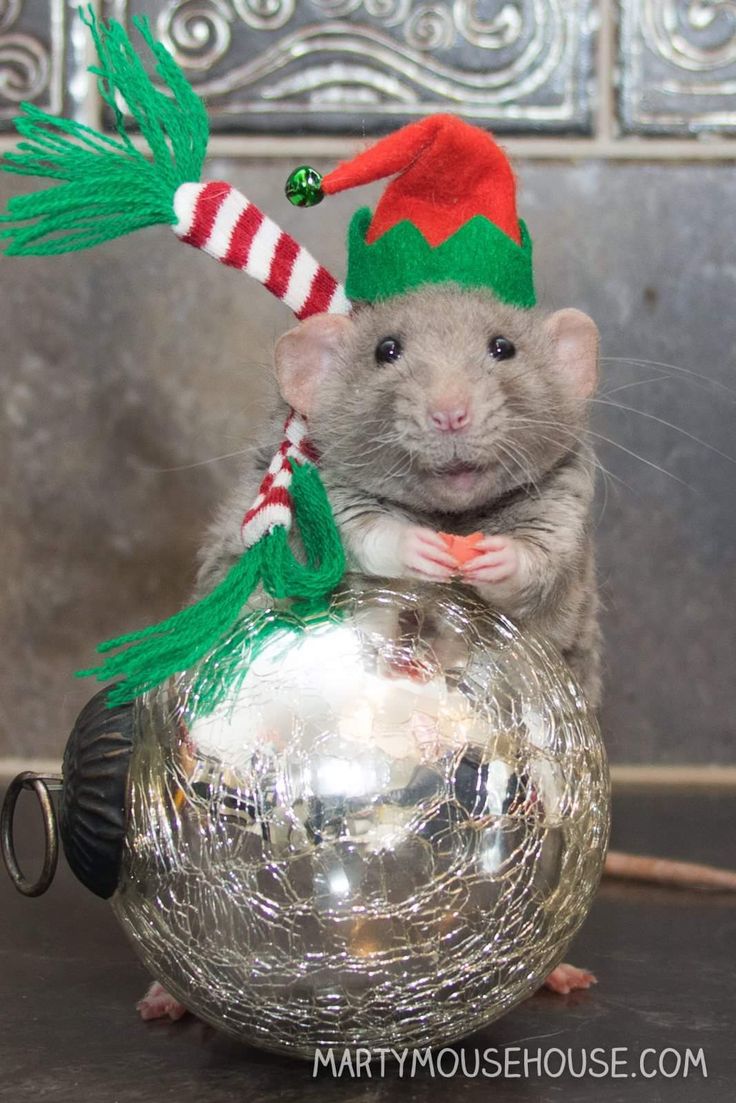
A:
113;576;609;1059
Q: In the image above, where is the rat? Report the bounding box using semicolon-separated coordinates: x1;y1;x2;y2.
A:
198;284;603;706
137;283;736;1022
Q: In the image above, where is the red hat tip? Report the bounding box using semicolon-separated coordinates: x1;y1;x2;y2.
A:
321;115;521;247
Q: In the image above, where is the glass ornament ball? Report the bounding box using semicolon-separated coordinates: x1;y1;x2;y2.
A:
112;576;610;1059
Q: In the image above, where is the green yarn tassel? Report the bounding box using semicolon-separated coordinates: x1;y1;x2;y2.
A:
0;6;208;256
79;462;346;711
186;600;337;719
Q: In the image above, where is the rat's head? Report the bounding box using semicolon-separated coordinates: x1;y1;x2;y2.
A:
275;284;598;514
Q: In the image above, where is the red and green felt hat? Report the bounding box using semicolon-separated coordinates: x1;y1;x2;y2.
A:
287;114;536;309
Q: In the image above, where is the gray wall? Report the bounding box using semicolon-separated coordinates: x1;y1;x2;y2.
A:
1;160;734;765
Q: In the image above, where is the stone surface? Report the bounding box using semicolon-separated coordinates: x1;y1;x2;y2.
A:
102;0;596;134
1;159;735;764
619;0;736;134
2;786;735;1100
0;1;89;131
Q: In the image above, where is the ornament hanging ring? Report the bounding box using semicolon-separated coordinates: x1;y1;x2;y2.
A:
1;771;62;897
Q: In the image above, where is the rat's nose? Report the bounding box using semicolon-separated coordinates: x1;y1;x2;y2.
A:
428;405;471;432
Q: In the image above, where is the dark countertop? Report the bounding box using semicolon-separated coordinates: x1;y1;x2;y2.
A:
1;786;734;1103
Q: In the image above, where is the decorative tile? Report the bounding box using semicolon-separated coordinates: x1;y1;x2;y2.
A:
0;0;87;130
103;0;596;134
620;0;736;134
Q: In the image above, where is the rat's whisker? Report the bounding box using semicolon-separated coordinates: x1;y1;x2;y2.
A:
599;363;730;404
600;374;671;397
135;446;260;473
329;439;407;469
382;452;414;482
601;356;736;402
494;439;522;481
493;447;517;488
599;478;610;526
591;397;736;465
505;418;636;499
497;439;539;495
316;424;407;465
588;454;638;503
505;416;584;445
591;455;635;496
582;428;694;490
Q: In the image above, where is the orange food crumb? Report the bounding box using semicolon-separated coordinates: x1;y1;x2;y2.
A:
439;531;484;566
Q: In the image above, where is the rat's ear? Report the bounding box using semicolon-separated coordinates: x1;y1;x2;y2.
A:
546;308;599;399
274;313;354;416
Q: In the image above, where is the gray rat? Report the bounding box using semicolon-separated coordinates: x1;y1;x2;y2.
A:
196;283;602;707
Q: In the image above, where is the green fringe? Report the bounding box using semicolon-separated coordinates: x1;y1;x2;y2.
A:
79;462;346;713
0;6;208;255
185;601;336;720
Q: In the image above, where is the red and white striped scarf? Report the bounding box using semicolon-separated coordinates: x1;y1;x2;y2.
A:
172;180;350;548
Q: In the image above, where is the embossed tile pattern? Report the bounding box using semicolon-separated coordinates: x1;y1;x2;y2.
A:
102;0;596;134
0;0;88;130
619;0;736;134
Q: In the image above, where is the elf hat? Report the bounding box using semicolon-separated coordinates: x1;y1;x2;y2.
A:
287;114;536;309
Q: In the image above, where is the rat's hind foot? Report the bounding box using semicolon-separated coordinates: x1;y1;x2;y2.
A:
543;963;597;995
137;981;188;1022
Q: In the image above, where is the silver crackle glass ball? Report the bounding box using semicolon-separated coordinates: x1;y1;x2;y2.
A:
112;576;610;1059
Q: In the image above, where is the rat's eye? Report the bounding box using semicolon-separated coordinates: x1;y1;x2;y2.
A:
375;337;403;364
489;336;516;361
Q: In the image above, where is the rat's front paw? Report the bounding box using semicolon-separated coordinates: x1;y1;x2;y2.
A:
460;535;523;586
402;526;459;581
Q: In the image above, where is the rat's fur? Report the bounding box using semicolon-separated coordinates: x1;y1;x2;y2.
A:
195;285;602;706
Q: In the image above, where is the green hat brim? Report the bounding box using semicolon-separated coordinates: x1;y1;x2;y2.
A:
344;207;536;308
